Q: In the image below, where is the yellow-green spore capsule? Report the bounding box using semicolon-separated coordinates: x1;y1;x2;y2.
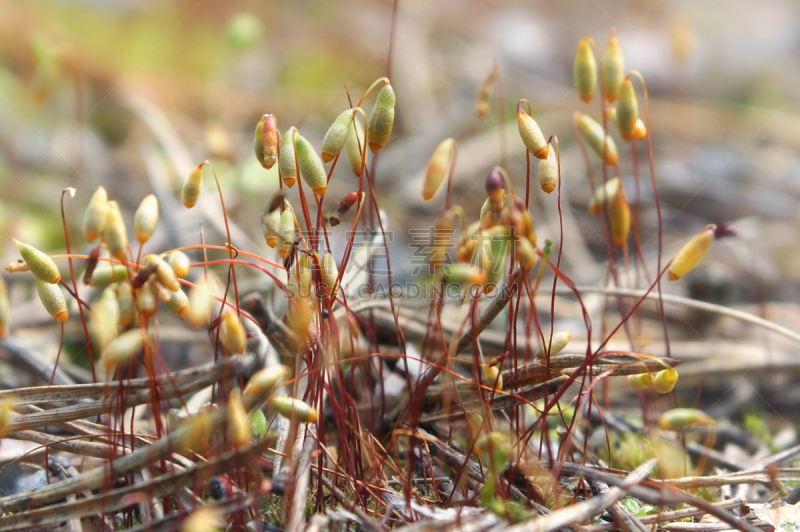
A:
517;106;548;160
83;186;108;243
133;194;159;244
135;283;156;319
440;263;487;287
255;114;278;170
167;250;190;278
322;109;355;163
89;286;119;350
588;177;621;215
575;112;618;166
277;208;296;260
279;128;298;188
616;78;638;141
36;278;68;323
0;276;8;337
483;364;503;392
601;29;624;103
659;408;714;431
159;285;190;318
186;276;215;329
344;118;368;175
262;207;281;248
101;329;144;369
90;263;129;288
220;312;246;354
320;252;338;297
117;280;134;327
626;373;653;390
268;396;318;423
653;368;678;394
294;133;328;196
422;138;456;201
538;147;558;194
534;330;571;359
609;189;631;248
668;224;716;281
13;239;60;284
227;391;251;448
574;37;597;103
182;163;204;209
143;254;179;292
514;235;537;269
244;365;291;399
367;82;396;153
103;201;128;261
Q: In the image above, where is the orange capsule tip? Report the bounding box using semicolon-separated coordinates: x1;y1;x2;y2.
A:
55;311;69;323
580;94;593;103
321;152;334;163
283;177;297;188
534;146;549;160
267;237;277;248
313;185;327;196
368;141;382;153
541;183;555;194
668;271;680;281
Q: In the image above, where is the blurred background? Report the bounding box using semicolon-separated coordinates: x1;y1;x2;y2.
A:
3;0;800;371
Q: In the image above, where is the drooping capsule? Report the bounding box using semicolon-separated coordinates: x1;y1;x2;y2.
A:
367;81;396;152
255;114;278;170
186;276;215;329
575;112;618;166
103;201;128;260
0;276;8;337
285;295;314;340
279;128;298;188
605;108;647;141
574;37;597;103
439;263;487;287
262;205;282;248
268;396;318;423
158;285;190;318
143;254;179;292
101;329;145;369
328;192;360;227
82;247;100;286
182;163;204;209
13;239;60;284
668;224;716;281
601;29;624;102
422;138;456;201
133;194;159;244
474;431;509;455
117;280;134;327
83;186;109;243
244;364;291;398
167;250;190;278
90;263;129;288
344;117;368;175
534;330;572;359
472;231;508;291
277;207;296;260
659;408;714;431
227;391;251;448
219;312;246;354
430;207;461;273
320;252;338;297
538;147;558;194
321;109;356;163
35;278;68;323
588;177;621;215
517;105;548;160
616;78;639;141
89;286;119;350
626;373;653;390
653;368;679;394
609;188;631;248
294;133;328;196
